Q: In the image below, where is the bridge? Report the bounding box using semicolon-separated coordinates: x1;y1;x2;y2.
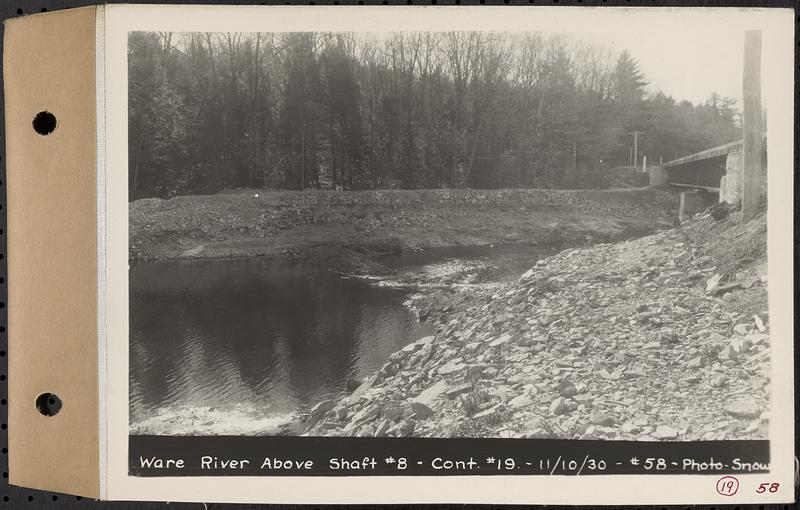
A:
652;135;767;202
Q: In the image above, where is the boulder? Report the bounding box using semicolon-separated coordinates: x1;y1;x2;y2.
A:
589;409;614;426
509;395;534;409
652;425;679;439
557;380;577;397
549;397;571;416
374;419;392;437
410;401;435;420
723;399;760;419
445;383;473;399
718;345;737;361
490;334;514;348
308;399;336;426
438;362;466;376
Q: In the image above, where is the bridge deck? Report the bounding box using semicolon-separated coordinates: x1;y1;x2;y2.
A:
663;139;743;168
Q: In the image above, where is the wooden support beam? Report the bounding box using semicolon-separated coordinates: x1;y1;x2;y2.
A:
668;183;721;192
741;30;764;222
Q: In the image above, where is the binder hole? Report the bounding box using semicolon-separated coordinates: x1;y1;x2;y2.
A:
32;111;57;136
2;496;7;502
51;496;57;502
0;351;5;357
1;473;5;479
27;496;33;502
35;393;61;416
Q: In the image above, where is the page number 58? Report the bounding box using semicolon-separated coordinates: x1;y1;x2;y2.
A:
756;483;780;493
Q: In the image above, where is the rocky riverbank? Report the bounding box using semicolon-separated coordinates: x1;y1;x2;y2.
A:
129;188;676;271
305;204;770;440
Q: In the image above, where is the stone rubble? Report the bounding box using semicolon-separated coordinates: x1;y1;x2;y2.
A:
306;210;769;440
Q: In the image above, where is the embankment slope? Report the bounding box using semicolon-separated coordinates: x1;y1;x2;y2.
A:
307;206;769;440
130;188;676;265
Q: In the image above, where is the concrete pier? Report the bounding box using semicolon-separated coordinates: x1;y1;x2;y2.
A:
679;191;705;222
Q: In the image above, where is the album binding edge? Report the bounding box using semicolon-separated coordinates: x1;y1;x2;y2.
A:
4;5;101;498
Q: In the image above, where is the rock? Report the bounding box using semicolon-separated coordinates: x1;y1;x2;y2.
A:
706;274;722;293
349;374;378;400
308;399;336;426
710;374;728;387
465;365;484;380
483;367;499;378
414;381;449;407
643;341;661;350
473;406;498;419
382;402;407;421
589;409;614;426
557;380;577;397
445;383;473;399
687;356;704;369
621;421;639;433
753;314;766;332
653;425;679;439
438;362;466;376
374;419;392;437
730;337;751;355
509;395;534;409
549;397;571;416
506;374;525;385
718;345;737;361
723;399;760;419
525;427;551;439
733;324;748;336
418;335;435;346
573;393;593;404
410;401;435;420
350;406;380;425
490;334;514;348
395;420;416;437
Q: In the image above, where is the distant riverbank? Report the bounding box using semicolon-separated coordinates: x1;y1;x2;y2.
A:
129;188;677;272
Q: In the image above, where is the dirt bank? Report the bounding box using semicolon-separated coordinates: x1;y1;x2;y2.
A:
306;204;769;440
129;188;677;269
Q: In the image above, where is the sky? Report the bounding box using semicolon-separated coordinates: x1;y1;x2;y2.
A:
590;30;745;107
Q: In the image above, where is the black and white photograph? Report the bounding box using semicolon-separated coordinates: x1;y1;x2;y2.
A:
127;22;771;444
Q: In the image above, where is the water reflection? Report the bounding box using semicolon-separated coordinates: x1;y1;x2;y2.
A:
129;258;432;434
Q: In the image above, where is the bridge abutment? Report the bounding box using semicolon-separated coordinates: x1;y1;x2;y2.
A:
719;150;743;204
648;165;668;187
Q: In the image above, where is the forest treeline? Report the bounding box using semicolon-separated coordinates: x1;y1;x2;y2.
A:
129;31;741;200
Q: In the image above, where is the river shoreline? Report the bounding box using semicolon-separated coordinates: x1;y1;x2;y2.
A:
305;205;770;440
129;188;678;271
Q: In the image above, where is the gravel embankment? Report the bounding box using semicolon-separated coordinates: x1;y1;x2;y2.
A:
306;206;769;440
129;188;677;262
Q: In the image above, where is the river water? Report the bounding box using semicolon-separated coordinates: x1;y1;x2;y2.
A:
129;244;559;435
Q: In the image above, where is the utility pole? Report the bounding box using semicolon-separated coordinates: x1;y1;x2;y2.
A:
741;30;763;222
628;130;644;169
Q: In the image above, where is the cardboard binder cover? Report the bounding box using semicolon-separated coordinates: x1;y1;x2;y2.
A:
3;6;100;498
